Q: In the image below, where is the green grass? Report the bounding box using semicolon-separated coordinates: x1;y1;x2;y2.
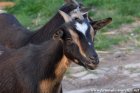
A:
84;0;140;50
5;0;140;50
133;27;140;34
7;0;63;29
7;0;140;30
83;0;140;30
133;27;140;47
95;33;129;50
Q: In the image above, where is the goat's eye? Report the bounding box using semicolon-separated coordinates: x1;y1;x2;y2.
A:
67;38;72;41
83;14;87;18
74;18;79;20
66;38;73;45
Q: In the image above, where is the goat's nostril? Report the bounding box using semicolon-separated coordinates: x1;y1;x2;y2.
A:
89;56;95;60
89;56;99;64
95;58;99;64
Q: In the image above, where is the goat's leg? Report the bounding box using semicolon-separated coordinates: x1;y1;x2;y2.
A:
57;84;63;93
60;84;63;93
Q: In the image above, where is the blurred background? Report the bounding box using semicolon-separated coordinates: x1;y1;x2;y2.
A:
0;0;140;93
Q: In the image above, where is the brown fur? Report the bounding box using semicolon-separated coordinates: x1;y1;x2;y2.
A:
0;38;66;93
39;56;70;93
0;22;99;93
69;29;86;57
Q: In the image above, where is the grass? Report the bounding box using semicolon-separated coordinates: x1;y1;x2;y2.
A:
95;32;129;50
7;0;63;29
132;27;140;47
83;0;140;31
4;0;140;50
83;0;140;50
133;27;140;34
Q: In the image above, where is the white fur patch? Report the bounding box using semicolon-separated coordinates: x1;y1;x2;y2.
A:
88;42;91;45
75;22;88;36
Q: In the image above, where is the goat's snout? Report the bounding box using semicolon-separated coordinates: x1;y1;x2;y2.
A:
89;56;99;65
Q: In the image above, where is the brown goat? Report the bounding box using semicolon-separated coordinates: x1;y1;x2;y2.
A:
0;11;99;93
0;1;112;92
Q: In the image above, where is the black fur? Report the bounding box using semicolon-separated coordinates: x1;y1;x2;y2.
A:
0;37;64;93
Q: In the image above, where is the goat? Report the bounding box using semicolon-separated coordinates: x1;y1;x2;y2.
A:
0;1;112;92
0;0;112;49
0;13;33;48
0;10;99;93
0;0;87;48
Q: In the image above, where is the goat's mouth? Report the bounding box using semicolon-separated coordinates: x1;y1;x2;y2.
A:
74;56;99;70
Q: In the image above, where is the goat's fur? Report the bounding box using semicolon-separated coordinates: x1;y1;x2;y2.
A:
0;39;67;93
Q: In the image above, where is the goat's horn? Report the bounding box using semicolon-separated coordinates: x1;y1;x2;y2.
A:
59;10;72;22
76;6;84;20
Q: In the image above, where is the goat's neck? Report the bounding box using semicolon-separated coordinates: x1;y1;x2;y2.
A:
29;4;76;44
30;13;64;44
38;40;71;93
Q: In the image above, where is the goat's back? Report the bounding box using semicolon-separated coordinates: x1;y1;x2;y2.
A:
0;13;33;49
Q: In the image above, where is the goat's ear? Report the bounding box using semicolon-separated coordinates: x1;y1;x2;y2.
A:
53;30;64;39
59;10;72;22
91;17;112;30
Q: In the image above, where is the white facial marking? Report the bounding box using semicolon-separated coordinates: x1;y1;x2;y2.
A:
88;42;91;45
75;22;88;36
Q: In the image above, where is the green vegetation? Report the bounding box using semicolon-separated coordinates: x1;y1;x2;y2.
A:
133;27;140;34
5;0;140;50
95;33;129;50
132;27;140;47
6;0;63;29
84;0;140;29
84;0;140;50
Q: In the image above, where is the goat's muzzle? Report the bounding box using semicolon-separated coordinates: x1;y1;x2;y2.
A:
77;56;99;70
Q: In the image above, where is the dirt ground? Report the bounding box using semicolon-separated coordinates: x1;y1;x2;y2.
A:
62;21;140;93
